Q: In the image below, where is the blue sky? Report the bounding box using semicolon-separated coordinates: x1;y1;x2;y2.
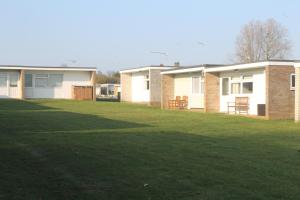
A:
0;0;299;72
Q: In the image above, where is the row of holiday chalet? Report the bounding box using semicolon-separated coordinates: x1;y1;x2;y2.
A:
120;60;300;122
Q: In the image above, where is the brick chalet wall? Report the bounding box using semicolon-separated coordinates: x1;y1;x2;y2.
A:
265;65;295;119
120;73;132;102
161;74;174;109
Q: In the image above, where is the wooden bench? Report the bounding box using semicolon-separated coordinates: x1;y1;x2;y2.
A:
168;96;188;110
227;97;249;114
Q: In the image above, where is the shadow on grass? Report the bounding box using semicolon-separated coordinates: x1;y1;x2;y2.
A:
0;99;55;111
0;100;148;133
1;129;300;200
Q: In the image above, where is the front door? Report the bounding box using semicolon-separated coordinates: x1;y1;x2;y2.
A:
0;73;8;98
189;76;204;108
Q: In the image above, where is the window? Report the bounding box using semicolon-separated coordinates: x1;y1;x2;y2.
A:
25;74;33;87
231;76;241;94
242;75;253;94
291;74;295;90
49;74;63;87
231;83;241;94
35;74;48;88
222;78;229;95
0;74;7;87
9;74;18;87
192;77;200;94
230;75;253;94
242;82;253;94
145;74;149;90
35;74;63;88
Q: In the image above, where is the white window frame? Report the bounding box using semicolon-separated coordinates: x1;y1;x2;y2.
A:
49;74;63;87
229;74;253;95
35;74;49;88
25;73;33;88
230;76;241;94
221;77;230;96
145;74;150;91
0;73;8;88
9;73;19;87
241;75;253;94
290;73;295;91
192;76;201;94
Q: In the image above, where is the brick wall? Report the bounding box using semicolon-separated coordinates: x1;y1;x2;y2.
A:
295;67;300;122
149;69;162;106
266;65;295;119
120;73;132;102
161;74;174;109
204;72;220;112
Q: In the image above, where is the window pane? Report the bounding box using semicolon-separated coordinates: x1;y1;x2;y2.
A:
35;78;48;87
243;82;253;94
192;77;200;94
145;74;149;90
49;74;63;87
0;74;7;87
25;74;33;87
231;83;240;94
291;74;295;89
222;78;229;95
10;74;18;87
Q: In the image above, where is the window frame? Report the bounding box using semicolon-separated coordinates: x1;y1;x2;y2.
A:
25;73;33;88
242;82;253;94
145;74;150;91
192;76;201;94
222;77;229;96
9;73;19;87
0;73;8;87
290;73;295;91
49;74;63;87
229;74;254;95
35;74;49;88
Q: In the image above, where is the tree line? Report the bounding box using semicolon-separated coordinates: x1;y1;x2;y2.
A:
96;71;120;84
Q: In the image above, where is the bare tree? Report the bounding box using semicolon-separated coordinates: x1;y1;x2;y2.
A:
235;19;291;63
96;71;120;84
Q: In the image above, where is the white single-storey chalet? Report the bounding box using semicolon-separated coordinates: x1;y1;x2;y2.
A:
0;65;97;100
120;65;173;106
161;60;297;120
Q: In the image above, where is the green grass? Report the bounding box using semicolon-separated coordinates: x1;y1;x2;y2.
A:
1;99;300;200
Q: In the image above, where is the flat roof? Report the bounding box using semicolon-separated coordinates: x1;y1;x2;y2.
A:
0;65;97;71
120;65;174;73
205;61;295;73
161;64;223;74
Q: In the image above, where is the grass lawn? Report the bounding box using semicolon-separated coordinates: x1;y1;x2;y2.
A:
1;100;300;200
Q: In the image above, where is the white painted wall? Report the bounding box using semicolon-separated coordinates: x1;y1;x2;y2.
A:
25;70;92;99
174;72;204;109
219;68;266;115
131;71;150;103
